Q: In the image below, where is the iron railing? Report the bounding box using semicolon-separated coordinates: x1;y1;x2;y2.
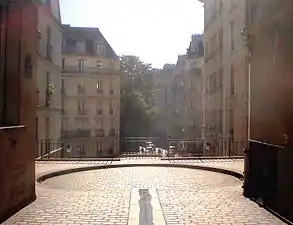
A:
244;140;293;223
36;138;119;160
120;137;245;158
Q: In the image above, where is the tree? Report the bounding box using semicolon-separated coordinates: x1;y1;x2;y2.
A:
120;55;157;137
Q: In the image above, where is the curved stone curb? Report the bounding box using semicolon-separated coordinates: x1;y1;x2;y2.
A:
37;163;244;183
161;156;244;160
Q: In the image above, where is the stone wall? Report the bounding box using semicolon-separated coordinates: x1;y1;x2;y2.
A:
0;0;37;222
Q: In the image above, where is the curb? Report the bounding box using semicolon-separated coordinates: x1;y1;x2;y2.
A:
36;158;121;162
37;163;244;183
161;156;244;160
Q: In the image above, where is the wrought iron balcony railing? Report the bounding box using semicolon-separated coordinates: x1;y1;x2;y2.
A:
62;66;118;75
61;129;90;138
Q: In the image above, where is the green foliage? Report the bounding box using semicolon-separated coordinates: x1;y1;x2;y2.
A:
120;55;157;137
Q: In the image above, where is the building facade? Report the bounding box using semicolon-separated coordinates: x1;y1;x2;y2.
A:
153;64;175;140
61;25;120;157
202;0;247;155
169;55;187;139
0;0;37;222
36;0;62;156
184;34;204;140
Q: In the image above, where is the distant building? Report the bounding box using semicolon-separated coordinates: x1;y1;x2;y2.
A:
185;34;204;140
153;64;175;144
170;55;187;139
61;25;120;157
36;0;63;155
201;0;247;156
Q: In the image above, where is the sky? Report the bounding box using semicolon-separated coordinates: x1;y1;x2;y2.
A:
60;0;204;68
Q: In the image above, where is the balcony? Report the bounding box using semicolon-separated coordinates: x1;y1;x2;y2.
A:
109;129;116;137
61;129;90;138
62;66;118;76
95;129;105;137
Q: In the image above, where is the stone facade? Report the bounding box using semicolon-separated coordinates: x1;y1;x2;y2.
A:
0;0;37;222
36;0;62;155
61;25;120;157
184;34;204;140
153;64;175;141
202;0;248;155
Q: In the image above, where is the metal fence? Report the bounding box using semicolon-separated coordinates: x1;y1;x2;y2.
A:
36;138;119;160
244;140;293;223
167;138;245;157
120;137;245;158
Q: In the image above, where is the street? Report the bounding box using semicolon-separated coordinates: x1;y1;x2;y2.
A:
3;159;285;225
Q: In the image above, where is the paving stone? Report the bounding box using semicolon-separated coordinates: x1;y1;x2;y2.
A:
2;160;285;225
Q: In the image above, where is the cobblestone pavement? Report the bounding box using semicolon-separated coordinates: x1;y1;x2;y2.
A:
3;163;285;225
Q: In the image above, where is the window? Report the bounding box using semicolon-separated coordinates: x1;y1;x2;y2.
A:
230;64;235;95
61;79;65;94
229;109;234;139
45;117;50;138
218;109;223;133
46;27;52;61
205;42;209;59
96;44;104;55
109;101;114;115
62;58;65;69
97;100;103;115
96;81;102;93
45;71;50;106
230;21;235;51
61;99;65;115
218;27;223;56
97;60;103;68
78;59;85;70
78;80;85;94
77;41;85;53
96;119;104;129
109;81;114;95
197;68;202;77
78;100;85;114
218;68;223;87
110;119;115;129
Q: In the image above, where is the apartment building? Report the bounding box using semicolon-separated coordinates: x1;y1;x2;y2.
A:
169;55;186;139
36;0;62;151
184;34;204;140
61;25;120;157
202;0;248;155
153;64;175;143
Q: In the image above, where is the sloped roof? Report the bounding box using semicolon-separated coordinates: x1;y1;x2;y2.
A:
62;25;117;58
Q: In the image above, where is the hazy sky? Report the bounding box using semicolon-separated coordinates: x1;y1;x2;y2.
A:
60;0;204;68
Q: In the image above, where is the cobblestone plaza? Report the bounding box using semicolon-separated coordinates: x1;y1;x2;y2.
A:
3;159;285;225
